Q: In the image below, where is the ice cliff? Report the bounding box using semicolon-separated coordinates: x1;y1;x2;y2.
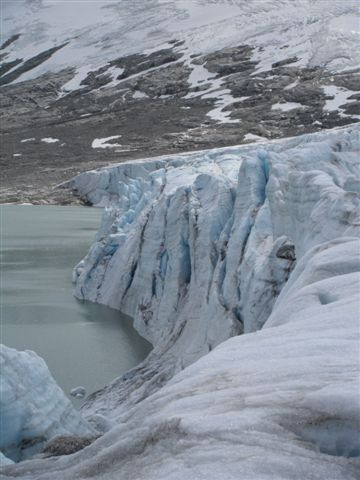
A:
0;346;94;464
2;125;359;478
66;125;359;412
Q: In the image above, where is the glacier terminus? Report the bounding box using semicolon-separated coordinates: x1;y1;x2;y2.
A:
1;124;359;479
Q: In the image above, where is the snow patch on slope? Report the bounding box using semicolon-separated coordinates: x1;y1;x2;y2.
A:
272;102;305;112
91;135;122;149
182;50;239;123
41;137;59;144
59;65;92;95
323;85;360;119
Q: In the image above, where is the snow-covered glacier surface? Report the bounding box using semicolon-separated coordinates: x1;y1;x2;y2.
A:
2;125;360;479
0;346;94;464
3;0;359;84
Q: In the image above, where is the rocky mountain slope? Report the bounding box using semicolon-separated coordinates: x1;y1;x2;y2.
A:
1;0;359;203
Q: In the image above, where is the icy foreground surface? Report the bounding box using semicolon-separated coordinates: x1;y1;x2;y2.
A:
3;126;360;478
0;346;94;463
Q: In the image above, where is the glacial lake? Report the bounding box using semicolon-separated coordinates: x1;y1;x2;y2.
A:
0;205;152;406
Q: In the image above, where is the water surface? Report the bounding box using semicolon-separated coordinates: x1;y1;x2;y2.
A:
0;205;151;405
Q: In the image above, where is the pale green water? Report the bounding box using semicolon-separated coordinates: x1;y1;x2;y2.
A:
0;205;151;406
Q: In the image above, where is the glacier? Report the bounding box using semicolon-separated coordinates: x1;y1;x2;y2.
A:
69;125;360;384
2;125;359;479
0;346;94;464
